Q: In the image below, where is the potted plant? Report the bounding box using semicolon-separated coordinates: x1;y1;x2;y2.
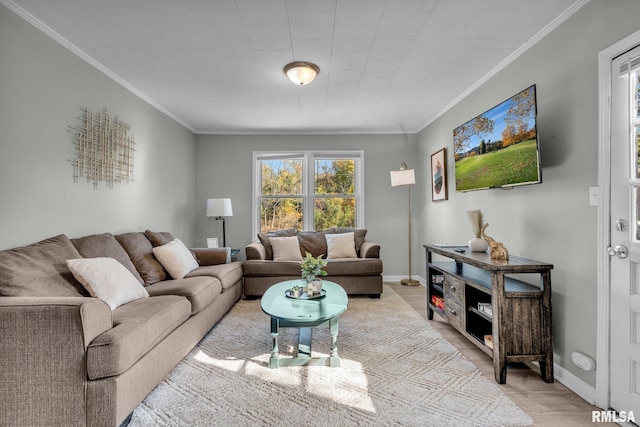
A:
301;252;328;295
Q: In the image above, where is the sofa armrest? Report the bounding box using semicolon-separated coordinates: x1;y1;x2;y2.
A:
359;241;380;258
0;296;112;426
191;247;231;265
246;241;267;260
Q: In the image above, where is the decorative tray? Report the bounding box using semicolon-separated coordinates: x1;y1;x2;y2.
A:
285;289;326;300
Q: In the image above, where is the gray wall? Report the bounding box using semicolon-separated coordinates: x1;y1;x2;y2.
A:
0;5;197;249
194;134;418;276
417;0;640;387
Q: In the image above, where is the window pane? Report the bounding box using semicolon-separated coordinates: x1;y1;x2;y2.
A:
637;125;640;179
636;71;640;119
314;198;356;230
261;159;302;195
315;159;355;195
260;198;302;232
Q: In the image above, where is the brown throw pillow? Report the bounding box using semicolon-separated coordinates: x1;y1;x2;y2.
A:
257;228;297;260
115;232;168;285
297;230;332;258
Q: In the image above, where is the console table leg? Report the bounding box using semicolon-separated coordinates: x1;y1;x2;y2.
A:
269;317;280;369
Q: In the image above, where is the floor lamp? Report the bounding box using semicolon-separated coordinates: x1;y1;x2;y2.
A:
206;198;233;247
390;163;419;286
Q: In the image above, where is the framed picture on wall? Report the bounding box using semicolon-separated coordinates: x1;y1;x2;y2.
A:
431;148;448;201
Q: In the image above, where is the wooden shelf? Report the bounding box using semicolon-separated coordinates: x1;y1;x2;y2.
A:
424;244;554;384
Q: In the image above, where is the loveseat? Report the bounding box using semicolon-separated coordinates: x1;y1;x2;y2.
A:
0;230;243;427
243;228;383;298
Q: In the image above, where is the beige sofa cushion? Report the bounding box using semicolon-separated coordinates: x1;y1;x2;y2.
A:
333;228;367;253
71;233;144;284
271;236;303;261
0;234;87;297
257;227;297;260
66;258;149;310
152;239;199;279
186;262;243;290
146;276;222;314
325;232;357;259
86;295;190;380
115;232;168;285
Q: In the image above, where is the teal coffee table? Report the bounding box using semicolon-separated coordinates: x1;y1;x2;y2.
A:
261;279;348;369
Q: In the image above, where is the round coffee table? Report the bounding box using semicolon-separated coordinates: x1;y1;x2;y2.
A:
261;279;348;369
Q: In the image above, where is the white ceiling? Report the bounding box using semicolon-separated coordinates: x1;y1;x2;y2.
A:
4;0;584;134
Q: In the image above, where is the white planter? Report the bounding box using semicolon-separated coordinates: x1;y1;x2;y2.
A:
468;237;489;252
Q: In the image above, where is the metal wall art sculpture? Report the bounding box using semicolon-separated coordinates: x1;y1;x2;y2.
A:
69;108;135;189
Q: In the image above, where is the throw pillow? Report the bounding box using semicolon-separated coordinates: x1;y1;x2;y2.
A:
326;232;357;259
71;233;144;284
270;236;303;261
152;239;199;280
67;257;149;310
257;227;297;260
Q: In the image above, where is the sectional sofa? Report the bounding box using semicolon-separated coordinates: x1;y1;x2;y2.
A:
0;231;243;427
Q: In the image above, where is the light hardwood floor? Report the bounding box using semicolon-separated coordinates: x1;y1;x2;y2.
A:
389;282;616;427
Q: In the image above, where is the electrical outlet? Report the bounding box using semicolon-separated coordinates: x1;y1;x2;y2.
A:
589;186;600;207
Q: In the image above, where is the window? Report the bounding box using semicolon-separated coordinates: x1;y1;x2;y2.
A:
253;151;364;234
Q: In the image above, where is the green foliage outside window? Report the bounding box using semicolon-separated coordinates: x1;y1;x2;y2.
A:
259;158;357;232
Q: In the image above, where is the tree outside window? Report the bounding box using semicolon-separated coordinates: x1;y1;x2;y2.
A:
255;152;363;233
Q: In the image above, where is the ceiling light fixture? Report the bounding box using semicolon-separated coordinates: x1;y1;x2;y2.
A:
283;61;320;85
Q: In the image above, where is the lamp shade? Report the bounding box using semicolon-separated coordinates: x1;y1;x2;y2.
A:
390;168;416;187
206;198;233;217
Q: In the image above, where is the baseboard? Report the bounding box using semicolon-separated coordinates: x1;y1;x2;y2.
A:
383;275;426;285
552;362;597;405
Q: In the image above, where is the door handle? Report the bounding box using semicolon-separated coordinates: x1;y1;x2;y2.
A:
607;245;628;259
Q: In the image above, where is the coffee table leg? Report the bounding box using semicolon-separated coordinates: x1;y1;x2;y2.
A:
298;327;312;358
269;317;279;369
329;317;340;367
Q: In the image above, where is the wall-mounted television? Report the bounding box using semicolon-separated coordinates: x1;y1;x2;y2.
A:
453;84;542;192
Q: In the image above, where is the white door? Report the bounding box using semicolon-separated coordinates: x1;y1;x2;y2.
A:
609;45;640;418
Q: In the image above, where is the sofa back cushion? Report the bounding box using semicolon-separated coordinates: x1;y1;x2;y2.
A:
257;227;297;260
144;230;174;247
71;233;144;284
0;234;88;297
115;232;168;285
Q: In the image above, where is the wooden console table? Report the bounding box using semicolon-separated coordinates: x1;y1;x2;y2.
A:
424;244;553;384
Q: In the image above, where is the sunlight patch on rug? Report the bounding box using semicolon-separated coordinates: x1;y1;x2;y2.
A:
129;286;533;427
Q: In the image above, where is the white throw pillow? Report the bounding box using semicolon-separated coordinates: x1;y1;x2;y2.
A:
326;232;357;259
153;238;200;279
270;236;303;261
67;257;149;310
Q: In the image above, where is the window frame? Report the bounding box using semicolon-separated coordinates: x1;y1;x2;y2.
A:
252;150;365;237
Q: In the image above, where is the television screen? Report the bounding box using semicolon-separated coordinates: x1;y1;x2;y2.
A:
453;84;541;192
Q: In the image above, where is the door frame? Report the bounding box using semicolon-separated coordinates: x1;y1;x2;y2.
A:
596;29;640;409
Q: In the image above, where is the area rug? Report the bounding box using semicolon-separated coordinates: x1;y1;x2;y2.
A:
129;285;533;427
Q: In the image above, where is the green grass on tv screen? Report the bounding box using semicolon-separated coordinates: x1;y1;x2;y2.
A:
455;139;540;191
